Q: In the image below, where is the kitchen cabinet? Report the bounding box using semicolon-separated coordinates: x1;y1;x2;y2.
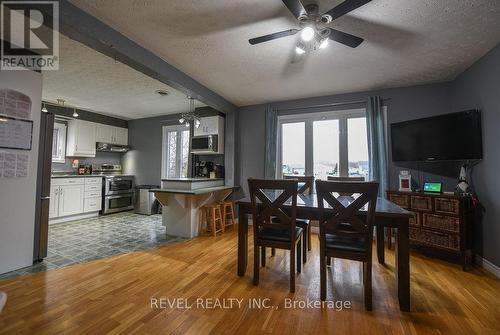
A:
50;177;102;220
48;185;60;219
193;116;224;136
96;124;128;145
114;127;128;145
66;120;96;157
58;184;85;217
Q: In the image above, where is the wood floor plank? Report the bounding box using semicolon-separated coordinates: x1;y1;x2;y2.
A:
0;227;499;334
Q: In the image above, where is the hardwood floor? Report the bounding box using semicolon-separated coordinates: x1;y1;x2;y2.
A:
0;227;499;334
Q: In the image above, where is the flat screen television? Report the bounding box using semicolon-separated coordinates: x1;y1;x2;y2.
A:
391;110;483;162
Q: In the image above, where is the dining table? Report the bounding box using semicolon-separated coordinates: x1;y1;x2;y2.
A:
236;193;413;312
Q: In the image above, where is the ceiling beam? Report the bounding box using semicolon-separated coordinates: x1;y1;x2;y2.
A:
41;0;237;114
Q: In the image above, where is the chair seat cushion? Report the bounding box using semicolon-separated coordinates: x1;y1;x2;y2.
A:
259;227;303;242
271;217;310;228
325;234;367;253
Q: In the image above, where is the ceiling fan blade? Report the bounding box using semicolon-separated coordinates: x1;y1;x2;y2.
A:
325;0;372;20
249;29;299;45
281;0;307;19
328;29;364;48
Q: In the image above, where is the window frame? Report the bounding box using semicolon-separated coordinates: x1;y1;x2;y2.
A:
161;125;191;179
52;122;67;163
277;108;367;179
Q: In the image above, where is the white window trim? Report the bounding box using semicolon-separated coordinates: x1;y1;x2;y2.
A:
277;108;366;179
161;125;190;179
52;122;67;163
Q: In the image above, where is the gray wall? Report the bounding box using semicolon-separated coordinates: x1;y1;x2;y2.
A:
450;42;500;267
122;115;169;186
237;82;457;197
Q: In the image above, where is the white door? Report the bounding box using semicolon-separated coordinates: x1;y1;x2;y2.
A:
114;127;128;145
162;126;190;179
75;120;96;156
96;124;113;143
48;185;60;218
58;184;84;217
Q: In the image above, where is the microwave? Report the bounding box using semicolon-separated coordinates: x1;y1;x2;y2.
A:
191;135;219;154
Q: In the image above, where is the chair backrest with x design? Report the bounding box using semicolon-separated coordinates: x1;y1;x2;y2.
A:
248;178;298;240
315;180;379;242
283;175;314;194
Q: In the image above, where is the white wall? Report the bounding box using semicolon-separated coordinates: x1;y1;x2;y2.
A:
0;70;43;274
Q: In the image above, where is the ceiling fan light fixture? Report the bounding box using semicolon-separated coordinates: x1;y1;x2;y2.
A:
300;26;315;42
319;39;329;49
295;45;306;55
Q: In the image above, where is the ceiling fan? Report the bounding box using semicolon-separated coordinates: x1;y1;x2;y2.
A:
249;0;372;54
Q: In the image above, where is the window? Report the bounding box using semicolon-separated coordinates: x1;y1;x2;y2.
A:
52;122;66;163
281;122;305;175
278;109;370;180
162;126;190;179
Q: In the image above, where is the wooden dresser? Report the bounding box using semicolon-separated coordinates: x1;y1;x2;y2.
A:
386;190;474;270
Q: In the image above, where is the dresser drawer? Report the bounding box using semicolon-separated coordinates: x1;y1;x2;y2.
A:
411;196;433;211
409;212;420;227
52;178;85;186
423;213;460;233
409;227;420;241
85;177;103;185
85;183;101;192
434;197;460;215
420;229;460;251
388;194;410;209
85;190;102;198
84;196;102;212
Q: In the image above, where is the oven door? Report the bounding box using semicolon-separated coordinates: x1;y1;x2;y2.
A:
105;177;134;195
103;193;135;214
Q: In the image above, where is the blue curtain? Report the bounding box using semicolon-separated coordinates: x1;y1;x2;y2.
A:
264;105;278;179
366;96;388;197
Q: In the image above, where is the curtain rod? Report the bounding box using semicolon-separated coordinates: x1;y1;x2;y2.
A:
275;97;392;113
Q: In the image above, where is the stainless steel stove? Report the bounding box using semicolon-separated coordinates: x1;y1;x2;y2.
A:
92;164;135;214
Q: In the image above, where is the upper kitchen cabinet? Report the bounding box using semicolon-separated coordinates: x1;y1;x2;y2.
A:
96;124;128;145
194;116;224;137
66;119;96;157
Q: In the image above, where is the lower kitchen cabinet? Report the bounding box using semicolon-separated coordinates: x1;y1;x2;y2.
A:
49;185;60;219
50;177;103;222
58;184;85;217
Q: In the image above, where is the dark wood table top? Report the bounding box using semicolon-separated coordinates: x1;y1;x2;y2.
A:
237;193;413;219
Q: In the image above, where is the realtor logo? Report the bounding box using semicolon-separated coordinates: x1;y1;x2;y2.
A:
1;1;59;70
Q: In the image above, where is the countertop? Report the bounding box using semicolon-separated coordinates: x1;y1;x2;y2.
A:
150;185;236;195
51;174;134;178
161;178;224;182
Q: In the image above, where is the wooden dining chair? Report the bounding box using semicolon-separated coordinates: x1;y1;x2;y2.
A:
316;180;379;310
248;178;304;293
282;175;314;260
327;176;365;182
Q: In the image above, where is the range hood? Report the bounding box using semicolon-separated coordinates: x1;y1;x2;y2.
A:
96;142;130;153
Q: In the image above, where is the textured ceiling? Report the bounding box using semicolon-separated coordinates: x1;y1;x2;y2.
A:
42;35;202;120
70;0;500;106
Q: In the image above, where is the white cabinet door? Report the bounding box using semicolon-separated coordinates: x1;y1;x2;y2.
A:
48;185;60;219
193;116;221;136
66;120;96;157
58;184;84;217
96;124;114;143
114;127;128;145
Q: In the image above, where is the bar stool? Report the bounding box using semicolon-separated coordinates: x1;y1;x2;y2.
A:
220;201;235;230
200;204;224;236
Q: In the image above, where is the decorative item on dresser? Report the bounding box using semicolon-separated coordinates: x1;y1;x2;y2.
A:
387;190;474;270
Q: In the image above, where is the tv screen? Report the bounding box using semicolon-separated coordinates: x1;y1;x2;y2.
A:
391;110;483;162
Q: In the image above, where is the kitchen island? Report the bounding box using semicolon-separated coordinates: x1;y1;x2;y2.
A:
151;181;236;238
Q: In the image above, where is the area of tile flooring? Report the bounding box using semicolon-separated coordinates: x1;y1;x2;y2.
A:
0;212;184;280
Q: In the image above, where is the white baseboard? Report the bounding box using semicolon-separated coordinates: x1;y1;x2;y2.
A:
475;255;500;278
